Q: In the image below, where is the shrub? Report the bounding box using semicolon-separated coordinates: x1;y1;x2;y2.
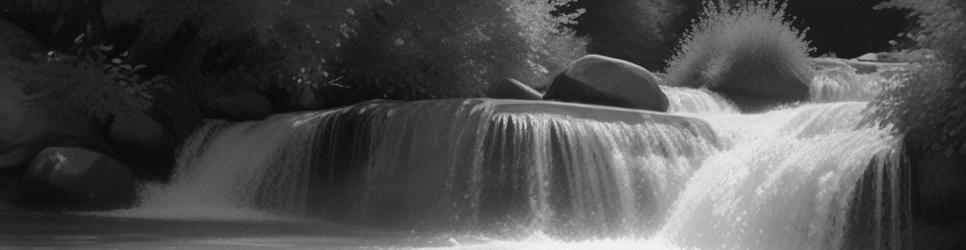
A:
18;45;169;120
868;0;966;155
100;0;585;107
663;0;813;102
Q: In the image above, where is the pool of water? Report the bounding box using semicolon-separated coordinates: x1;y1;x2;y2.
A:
0;209;445;249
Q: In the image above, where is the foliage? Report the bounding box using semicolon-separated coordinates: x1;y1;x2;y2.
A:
18;45;170;120
336;0;586;101
570;0;700;71
100;0;585;107
664;0;813;89
869;0;966;155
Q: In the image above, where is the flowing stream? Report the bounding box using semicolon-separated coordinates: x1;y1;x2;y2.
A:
68;65;912;249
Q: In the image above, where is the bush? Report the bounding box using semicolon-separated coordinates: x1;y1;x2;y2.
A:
663;0;813;103
868;0;966;155
18;45;169;120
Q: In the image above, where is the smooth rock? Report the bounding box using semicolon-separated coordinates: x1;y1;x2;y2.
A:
199;84;272;120
150;79;203;142
20;147;135;209
0;18;43;60
488;78;542;100
544;55;669;112
0;58;105;172
108;110;175;156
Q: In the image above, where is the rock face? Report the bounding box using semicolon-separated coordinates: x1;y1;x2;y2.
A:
108;111;175;156
199;84;272;120
488;78;542;100
544;55;669;112
0;58;106;173
0;18;43;60
108;110;177;179
20;147;136;209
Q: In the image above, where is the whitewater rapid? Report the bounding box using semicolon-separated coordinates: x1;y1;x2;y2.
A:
109;64;907;249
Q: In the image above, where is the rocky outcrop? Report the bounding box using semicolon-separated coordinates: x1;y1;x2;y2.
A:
108;111;175;156
199;83;272;120
108;110;177;179
0;18;43;60
488;78;542;100
0;58;106;173
19;147;136;209
544;55;669;112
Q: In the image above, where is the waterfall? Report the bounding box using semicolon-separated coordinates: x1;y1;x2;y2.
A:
657;103;909;249
118;99;721;235
661;86;739;114
809;65;901;102
113;75;910;249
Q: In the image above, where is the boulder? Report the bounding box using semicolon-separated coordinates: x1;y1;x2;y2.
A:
488;78;542;100
0;58;106;173
108;110;175;156
108;110;177;179
199;84;272;120
20;147;136;209
544;55;670;112
0;18;43;60
150;79;203;142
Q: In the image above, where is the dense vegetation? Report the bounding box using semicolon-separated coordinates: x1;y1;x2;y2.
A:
869;0;966;155
664;0;813;89
3;0;586;118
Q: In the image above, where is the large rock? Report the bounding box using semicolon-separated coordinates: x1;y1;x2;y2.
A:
108;110;177;179
544;55;669;112
20;147;136;209
150;79;203;142
0;18;43;60
199;84;272;120
108;110;175;156
488;78;542;100
0;58;106;173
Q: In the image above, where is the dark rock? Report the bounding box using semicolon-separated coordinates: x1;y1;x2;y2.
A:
488;78;542;100
20;147;136;210
0;174;21;206
108;110;177;180
0;58;106;173
150;79;203;142
544;55;669;112
0;17;43;61
0;149;31;173
199;84;272;120
108;110;175;156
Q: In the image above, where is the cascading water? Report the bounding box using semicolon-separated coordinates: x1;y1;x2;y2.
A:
113;67;910;249
661;86;738;114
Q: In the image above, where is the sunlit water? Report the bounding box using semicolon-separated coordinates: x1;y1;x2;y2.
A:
2;67;910;249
